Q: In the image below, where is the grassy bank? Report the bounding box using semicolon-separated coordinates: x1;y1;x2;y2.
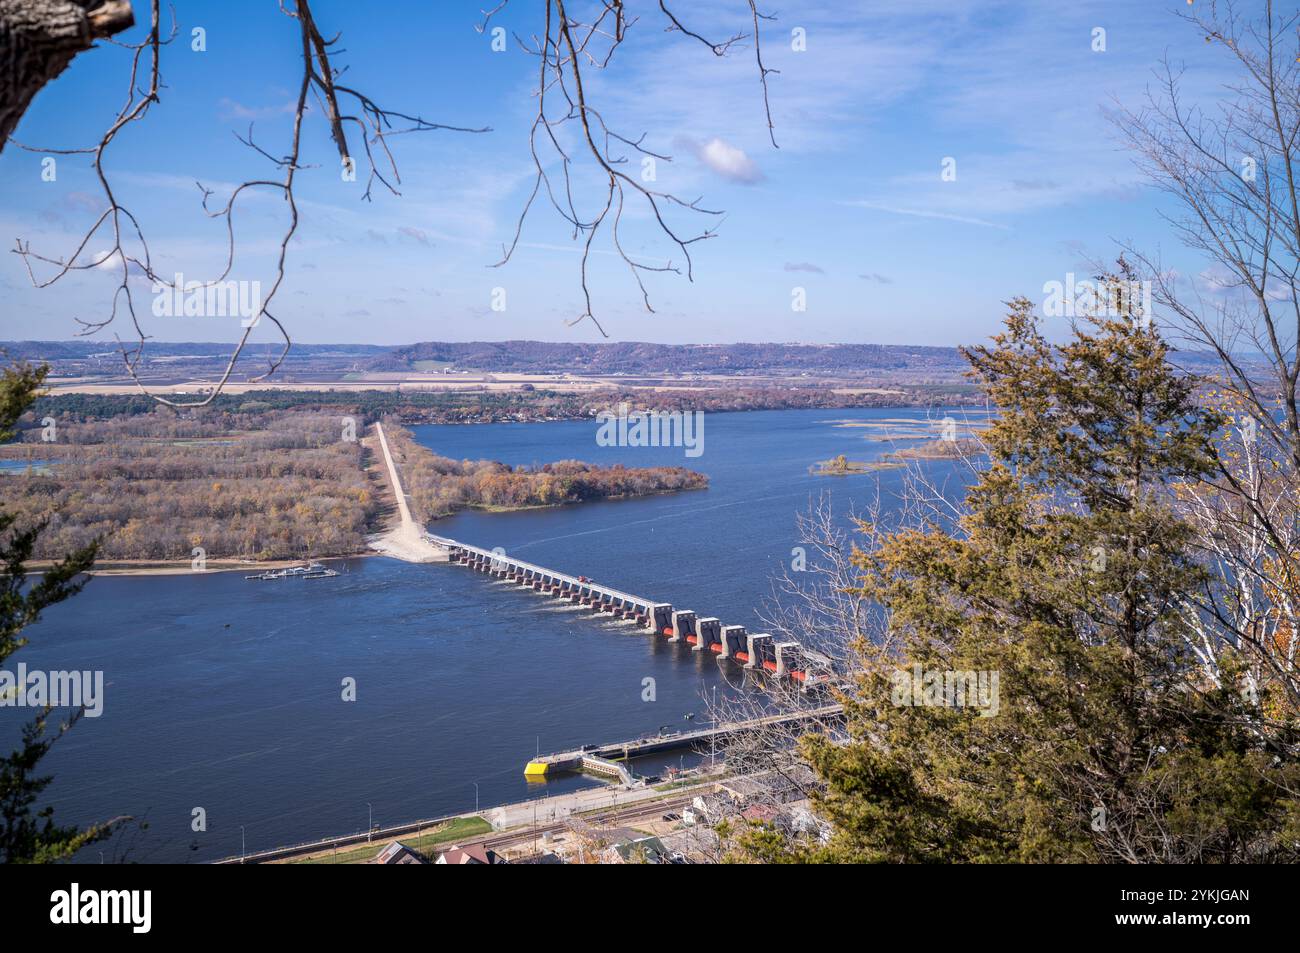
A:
282;815;494;864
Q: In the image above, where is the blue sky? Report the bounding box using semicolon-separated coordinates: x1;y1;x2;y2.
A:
0;0;1240;347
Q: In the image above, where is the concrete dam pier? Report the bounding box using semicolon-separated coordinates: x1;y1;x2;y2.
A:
425;533;831;688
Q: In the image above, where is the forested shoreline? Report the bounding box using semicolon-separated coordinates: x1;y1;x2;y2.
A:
380;421;708;523
0;407;708;564
2;410;376;562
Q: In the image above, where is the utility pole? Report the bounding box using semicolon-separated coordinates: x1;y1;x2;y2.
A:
710;685;719;772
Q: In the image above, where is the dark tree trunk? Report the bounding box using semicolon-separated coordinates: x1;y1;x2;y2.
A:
0;0;134;149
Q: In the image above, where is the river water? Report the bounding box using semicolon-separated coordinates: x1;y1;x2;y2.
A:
10;407;973;862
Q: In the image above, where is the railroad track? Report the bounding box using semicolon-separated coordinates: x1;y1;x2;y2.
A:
476;792;699;854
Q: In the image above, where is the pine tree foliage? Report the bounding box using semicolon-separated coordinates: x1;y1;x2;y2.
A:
739;291;1300;863
0;362;109;863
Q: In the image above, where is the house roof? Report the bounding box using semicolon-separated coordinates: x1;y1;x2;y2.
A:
437;842;496;865
372;841;428;864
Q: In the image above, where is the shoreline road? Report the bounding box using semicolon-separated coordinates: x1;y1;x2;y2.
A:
221;776;714;864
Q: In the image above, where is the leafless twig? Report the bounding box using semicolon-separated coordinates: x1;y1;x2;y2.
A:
483;0;779;335
11;0;487;406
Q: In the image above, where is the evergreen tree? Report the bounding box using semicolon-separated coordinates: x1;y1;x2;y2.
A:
747;290;1300;862
0;362;108;863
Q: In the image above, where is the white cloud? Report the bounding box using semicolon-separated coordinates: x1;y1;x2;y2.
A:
691;137;763;183
91;249;123;270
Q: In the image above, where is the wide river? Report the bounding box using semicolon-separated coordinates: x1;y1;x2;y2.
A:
13;407;973;862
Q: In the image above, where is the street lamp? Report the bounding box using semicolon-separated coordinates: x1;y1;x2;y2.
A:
367;802;373;842
473;782;480;813
240;826;246;864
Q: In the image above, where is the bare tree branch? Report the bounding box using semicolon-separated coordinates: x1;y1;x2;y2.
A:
485;0;779;335
9;0;488;407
